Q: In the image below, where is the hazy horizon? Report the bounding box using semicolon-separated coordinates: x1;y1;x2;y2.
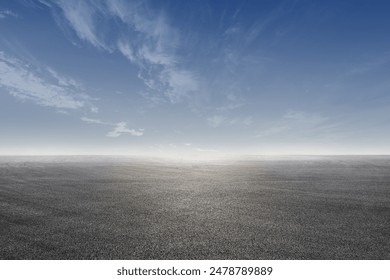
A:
1;153;390;163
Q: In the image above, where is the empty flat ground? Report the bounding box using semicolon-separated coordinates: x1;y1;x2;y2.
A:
0;156;389;259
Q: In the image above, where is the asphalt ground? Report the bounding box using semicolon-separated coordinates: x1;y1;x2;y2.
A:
1;156;389;259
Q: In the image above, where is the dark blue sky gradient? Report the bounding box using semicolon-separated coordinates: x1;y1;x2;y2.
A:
1;0;390;157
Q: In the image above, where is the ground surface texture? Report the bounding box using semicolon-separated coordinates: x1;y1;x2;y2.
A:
1;156;389;259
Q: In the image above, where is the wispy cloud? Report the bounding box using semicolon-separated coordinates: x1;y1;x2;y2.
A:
224;25;241;36
47;67;80;88
80;117;107;125
244;1;289;44
0;49;144;139
0;51;87;109
208;115;226;127
106;122;143;137
283;110;328;124
160;69;198;102
208;114;253;127
0;10;18;20
346;53;390;76
41;0;111;51
256;110;331;138
90;106;99;113
81;117;143;137
44;0;198;103
110;0;198;103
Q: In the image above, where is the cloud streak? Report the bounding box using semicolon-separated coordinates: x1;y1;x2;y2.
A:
256;110;333;139
80;117;107;125
0;10;18;19
0;51;87;109
106;122;143;137
81;117;143;137
208;115;225;127
0;49;143;139
208;114;253;127
44;0;198;103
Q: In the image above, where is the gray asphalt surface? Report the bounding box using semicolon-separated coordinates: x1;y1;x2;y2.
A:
1;156;389;259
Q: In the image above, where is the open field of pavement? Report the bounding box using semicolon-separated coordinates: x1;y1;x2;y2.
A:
0;156;389;259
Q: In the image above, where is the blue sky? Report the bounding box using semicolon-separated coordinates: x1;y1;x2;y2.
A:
1;0;390;157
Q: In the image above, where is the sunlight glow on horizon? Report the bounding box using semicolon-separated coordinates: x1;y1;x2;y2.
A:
1;146;389;161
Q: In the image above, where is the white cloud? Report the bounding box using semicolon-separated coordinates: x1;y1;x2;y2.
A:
138;44;176;66
47;67;80;87
51;0;110;51
90;106;99;113
106;122;143;137
346;53;390;76
256;110;330;138
208;115;253;127
114;6;197;103
208;115;225;127
117;40;136;63
0;51;86;109
160;69;198;102
283;110;328;124
81;117;107;125
45;0;198;103
81;117;143;137
224;26;241;35
0;10;18;19
245;2;287;44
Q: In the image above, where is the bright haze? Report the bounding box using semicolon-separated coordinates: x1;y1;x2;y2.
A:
1;0;390;158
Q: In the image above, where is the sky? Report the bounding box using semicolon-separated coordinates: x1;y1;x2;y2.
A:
1;0;390;157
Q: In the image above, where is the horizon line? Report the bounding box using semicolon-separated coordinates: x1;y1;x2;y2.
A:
1;154;390;157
